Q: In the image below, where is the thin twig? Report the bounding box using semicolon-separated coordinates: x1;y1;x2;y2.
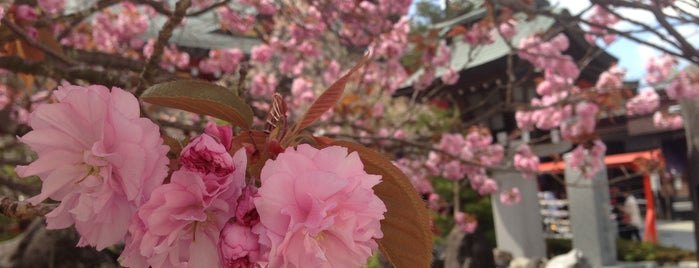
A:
136;0;192;97
0;18;76;66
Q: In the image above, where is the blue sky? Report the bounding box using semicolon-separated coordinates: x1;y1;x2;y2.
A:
408;0;699;85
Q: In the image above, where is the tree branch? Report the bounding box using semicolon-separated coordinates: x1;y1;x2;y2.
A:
0;196;55;220
136;0;191;97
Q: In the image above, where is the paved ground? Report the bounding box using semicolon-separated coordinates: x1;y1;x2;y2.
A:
656;220;696;251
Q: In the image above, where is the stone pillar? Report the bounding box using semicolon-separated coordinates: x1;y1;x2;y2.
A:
564;153;616;267
491;170;546;258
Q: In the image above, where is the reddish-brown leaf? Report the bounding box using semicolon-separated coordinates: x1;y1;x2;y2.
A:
141;80;253;129
292;51;371;133
446;25;468;38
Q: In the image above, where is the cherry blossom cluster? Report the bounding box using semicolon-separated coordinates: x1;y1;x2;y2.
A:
513;144;539;179
415;40;459;90
17;85;387;268
626;87;660;116
515;91;572;131
568;140;607;179
454;211;478;233
644;54;677;84
653;111;684;130
426;129;504;195
497;7;518;40
584;5;619;45
38;0;65;15
499;187;521;206
560;101;599;140
393;158;434;195
516;34;580;131
595;65;626;92
665;72;699;101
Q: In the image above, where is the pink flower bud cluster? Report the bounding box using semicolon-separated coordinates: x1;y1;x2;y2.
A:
495;7;517;40
644;54;677;84
653;111;684;130
143;38;191;70
455;211;478;233
500;187;521;206
463;23;495;46
426;130;503;195
513;144;539;179
14;5;38;22
330;0;412;47
290;77;315;107
584;5;619;45
394;158;434;194
372;17;410;60
90;2;153;54
250;44;273;63
198;48;245;75
217;6;256;33
415;40;458;90
626;87;660;116
568;140;606;179
666;72;699;100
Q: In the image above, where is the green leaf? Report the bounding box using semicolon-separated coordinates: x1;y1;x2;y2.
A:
292;51;371;133
317;138;433;268
141;80;253;129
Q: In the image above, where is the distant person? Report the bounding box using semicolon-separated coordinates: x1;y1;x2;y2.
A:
659;175;676;220
613;195;632;239
622;191;642;240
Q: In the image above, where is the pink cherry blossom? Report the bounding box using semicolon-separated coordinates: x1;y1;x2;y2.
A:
500;188;521;205
15;5;38;22
431;40;451;67
251;44;273;63
441;67;460;85
463;23;494;46
478;178;499;195
498;19;517;39
180;133;235;177
121;171;234;268
394;158;433;194
219;221;264;268
38;0;65;15
584;5;619;45
254;145;386;267
205;122;233;150
250;73;277;97
15;85;169;250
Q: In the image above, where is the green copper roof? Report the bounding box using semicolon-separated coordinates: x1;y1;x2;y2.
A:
403;12;555;87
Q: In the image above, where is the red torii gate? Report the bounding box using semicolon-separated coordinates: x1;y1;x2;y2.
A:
538;149;662;243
